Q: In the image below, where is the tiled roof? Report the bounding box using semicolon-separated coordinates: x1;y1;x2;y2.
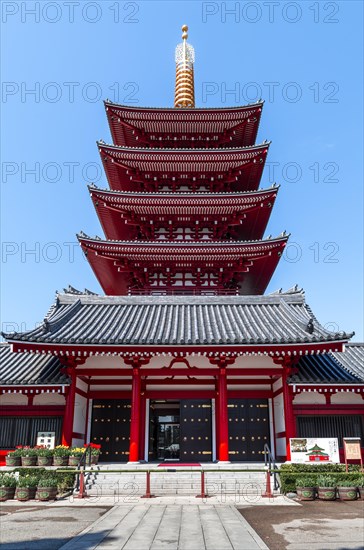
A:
330;344;364;382
2;287;352;347
0;343;68;385
291;349;364;384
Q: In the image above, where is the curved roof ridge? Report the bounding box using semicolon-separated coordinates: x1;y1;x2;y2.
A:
104;99;265;111
88;184;280;197
77;232;289;246
97;140;271;153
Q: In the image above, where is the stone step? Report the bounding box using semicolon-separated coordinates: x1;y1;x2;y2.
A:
84;470;270;496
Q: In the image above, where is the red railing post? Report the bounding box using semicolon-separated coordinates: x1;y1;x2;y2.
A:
262;469;274;499
77;467;88;499
141;470;154;498
196;470;209;498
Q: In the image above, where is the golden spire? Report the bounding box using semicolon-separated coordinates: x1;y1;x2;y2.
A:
174;25;195;108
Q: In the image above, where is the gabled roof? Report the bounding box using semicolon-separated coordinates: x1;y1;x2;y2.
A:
2;287;352;350
0;343;68;385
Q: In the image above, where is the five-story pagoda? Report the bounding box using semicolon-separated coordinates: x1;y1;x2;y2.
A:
3;27;353;465
79;26;287;296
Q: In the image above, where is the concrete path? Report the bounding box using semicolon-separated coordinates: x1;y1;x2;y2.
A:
59;504;269;550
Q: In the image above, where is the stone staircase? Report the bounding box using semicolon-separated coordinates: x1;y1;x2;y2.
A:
83;463;279;498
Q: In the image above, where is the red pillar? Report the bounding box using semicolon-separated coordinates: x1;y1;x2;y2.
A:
129;366;141;462
62;367;76;447
214;382;220;461
139;389;146;461
217;366;229;462
282;367;296;460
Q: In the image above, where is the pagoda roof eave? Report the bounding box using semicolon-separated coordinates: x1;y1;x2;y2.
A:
88;183;280;199
97;141;271;154
104;99;265;113
77;232;289;249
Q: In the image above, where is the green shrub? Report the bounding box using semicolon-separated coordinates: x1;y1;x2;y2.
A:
337;479;359;487
0;474;17;488
18;447;38;457
37;476;58;488
278;463;361;493
15;468;46;480
356;476;364;488
6;449;22;457
317;475;337;488
53;445;71;457
36;447;53;457
296;476;317;488
17;475;38;488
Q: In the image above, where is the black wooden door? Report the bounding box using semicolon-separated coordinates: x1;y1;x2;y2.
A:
91;399;131;462
180;399;212;462
228;399;270;461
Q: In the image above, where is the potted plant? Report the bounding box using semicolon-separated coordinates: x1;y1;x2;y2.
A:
90;444;101;465
5;448;22;467
20;447;38;467
36;446;53;466
53;445;70;466
37;476;58;501
296;476;317;501
0;473;17;501
317;475;337;501
15;475;38;501
68;447;85;467
337;479;358;501
357;476;364;500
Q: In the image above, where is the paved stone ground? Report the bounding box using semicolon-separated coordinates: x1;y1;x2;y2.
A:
0;506;110;549
59;504;269;550
239;501;364;550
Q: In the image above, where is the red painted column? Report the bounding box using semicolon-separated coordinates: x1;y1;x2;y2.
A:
217;367;229;462
139;388;146;461
129;366;141;462
214;382;220;460
62;367;76;446
282;368;296;460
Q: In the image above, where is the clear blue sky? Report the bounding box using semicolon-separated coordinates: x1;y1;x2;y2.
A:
1;1;363;340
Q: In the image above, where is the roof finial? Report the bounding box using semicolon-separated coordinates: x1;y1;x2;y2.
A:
174;25;195;108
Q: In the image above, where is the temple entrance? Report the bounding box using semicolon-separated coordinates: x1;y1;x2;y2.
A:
149;401;180;461
91;399;131;462
148;399;212;462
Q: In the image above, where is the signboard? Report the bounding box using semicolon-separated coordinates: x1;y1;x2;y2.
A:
36;431;56;449
289;438;340;463
343;438;361;460
343;438;363;471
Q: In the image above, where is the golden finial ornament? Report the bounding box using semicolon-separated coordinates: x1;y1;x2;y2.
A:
174;25;195;108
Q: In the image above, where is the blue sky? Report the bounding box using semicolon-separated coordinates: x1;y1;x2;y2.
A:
1;0;363;340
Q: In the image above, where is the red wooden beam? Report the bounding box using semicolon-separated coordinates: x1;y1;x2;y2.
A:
10;341;347;356
87;378;273;386
75;367;282;377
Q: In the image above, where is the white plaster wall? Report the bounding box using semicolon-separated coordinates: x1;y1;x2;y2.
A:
76;378;88;393
0;393;27;405
72;438;84;448
293;392;326;405
273;392;285;433
33;393;66;406
232;355;276;369
331;392;364;404
272;377;283;393
73;393;87;437
275;437;286;457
